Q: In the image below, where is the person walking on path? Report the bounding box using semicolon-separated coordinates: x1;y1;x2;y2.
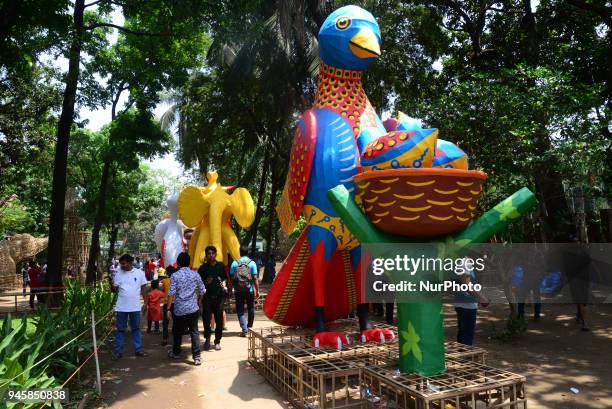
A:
562;235;592;331
21;264;29;298
27;261;42;309
230;247;259;337
167;252;206;365
160;266;175;346
111;254;149;360
198;246;227;351
517;244;546;322
262;254;276;284
454;259;489;346
147;280;164;333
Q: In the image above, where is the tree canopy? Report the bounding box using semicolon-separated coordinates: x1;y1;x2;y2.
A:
0;0;609;279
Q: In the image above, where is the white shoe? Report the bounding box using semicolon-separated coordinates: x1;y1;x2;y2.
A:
215;343;221;351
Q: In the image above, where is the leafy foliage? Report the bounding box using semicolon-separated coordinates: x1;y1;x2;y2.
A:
67;125;173;256
0;199;36;237
0;282;116;408
0;66;62;234
1;0;610;267
165;0;610;250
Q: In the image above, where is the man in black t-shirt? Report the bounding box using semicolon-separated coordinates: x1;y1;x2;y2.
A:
198;245;227;351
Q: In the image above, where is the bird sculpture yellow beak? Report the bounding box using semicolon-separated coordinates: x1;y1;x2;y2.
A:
349;28;381;58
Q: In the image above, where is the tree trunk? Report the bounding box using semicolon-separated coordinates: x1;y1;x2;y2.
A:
522;0;571;240
86;157;112;283
607;29;612;110
86;87;127;283
250;148;270;255
265;157;281;260
45;0;85;298
106;219;120;272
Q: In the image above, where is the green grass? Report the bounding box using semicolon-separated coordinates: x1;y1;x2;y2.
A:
10;316;39;336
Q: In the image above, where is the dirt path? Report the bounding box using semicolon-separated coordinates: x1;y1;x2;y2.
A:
96;313;289;409
462;302;612;409
91;303;612;409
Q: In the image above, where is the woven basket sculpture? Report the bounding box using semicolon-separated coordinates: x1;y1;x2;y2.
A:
354;168;487;238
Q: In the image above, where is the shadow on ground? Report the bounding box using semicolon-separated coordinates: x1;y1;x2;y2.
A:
443;302;612;409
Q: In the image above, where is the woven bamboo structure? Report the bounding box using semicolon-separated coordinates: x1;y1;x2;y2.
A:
62;192;90;279
362;359;526;409
248;320;488;409
225;292;267;314
0;234;48;289
249;330;395;409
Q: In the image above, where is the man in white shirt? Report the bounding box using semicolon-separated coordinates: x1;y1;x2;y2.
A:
111;254;149;359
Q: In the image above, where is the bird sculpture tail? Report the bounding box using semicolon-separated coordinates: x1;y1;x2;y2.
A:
263;228;360;327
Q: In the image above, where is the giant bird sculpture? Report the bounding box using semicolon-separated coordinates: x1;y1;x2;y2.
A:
264;5;396;348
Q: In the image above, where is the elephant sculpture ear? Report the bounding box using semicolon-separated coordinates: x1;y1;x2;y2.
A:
229;188;255;228
177;186;207;228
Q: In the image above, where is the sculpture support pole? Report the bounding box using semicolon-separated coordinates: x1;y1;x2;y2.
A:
328;185;537;375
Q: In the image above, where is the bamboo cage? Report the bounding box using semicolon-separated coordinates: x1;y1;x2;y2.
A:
445;342;487;364
248;320;488;409
250;319;396;347
362;359;526;409
249;330;396;409
225;292;267;313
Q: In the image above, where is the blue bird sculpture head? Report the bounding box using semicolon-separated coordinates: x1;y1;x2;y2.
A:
318;5;381;71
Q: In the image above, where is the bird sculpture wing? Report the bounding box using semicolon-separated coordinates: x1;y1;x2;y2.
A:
276;109;317;234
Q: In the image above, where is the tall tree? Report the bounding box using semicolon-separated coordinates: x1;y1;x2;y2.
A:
169;0;610;250
82;2;208;282
16;0;210;286
0;66;62;233
46;0;87;292
84;110;171;282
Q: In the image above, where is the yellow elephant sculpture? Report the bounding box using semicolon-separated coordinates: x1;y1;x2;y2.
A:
178;171;255;267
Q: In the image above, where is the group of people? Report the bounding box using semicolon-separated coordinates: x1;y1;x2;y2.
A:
111;255;162;282
110;246;260;365
21;260;48;309
254;253;277;284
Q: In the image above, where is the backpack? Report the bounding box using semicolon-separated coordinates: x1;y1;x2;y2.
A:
234;259;253;295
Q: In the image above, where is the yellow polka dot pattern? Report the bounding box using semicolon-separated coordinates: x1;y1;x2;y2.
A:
315;63;368;138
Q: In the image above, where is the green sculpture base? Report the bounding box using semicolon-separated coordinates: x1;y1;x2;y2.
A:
328;185;537;375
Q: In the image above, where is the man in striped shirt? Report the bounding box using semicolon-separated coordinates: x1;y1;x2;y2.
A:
167;252;206;365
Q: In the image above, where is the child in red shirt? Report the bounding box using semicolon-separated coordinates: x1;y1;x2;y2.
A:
147;280;164;333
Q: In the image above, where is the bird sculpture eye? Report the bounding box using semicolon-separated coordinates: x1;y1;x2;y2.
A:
335;16;351;30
